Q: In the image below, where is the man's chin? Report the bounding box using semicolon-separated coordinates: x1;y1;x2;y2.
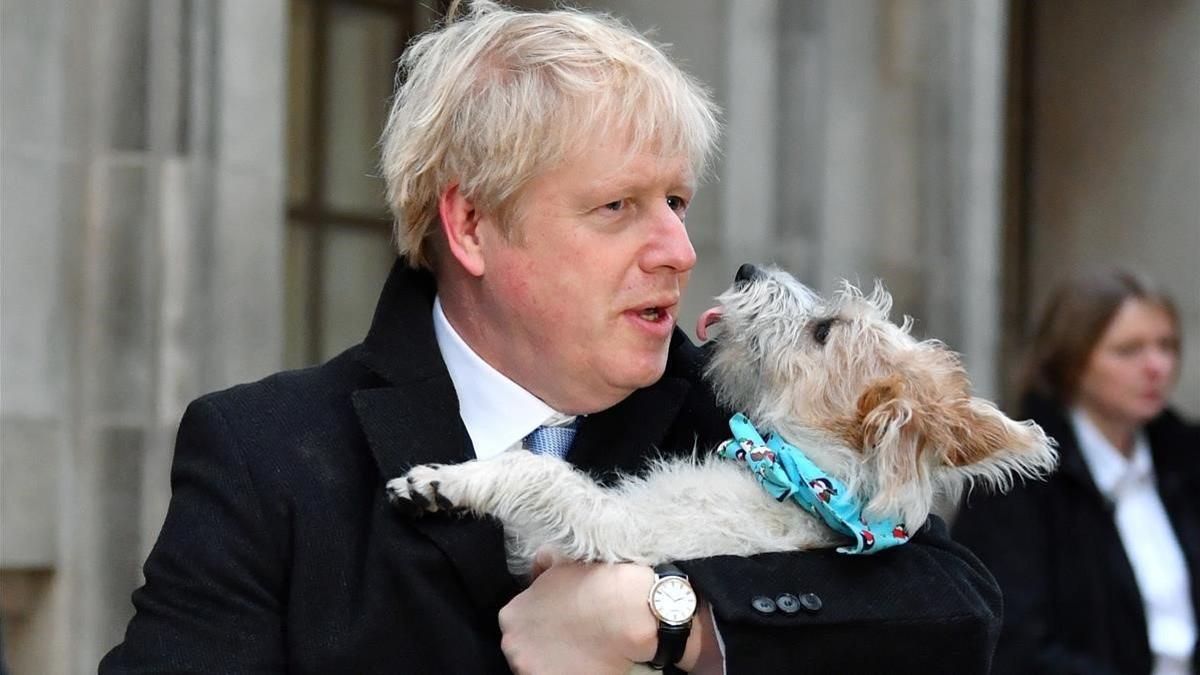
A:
563;346;669;412
611;352;670;390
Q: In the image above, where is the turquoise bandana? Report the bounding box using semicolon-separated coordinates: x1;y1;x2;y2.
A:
719;413;911;555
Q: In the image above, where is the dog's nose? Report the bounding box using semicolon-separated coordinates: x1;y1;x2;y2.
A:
735;263;761;285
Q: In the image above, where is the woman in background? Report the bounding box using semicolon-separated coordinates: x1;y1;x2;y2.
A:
955;268;1200;675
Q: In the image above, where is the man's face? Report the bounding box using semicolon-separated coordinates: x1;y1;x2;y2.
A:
469;140;697;414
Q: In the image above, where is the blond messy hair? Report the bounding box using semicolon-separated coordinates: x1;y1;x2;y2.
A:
379;0;722;269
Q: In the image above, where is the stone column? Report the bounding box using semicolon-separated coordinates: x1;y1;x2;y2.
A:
0;0;285;671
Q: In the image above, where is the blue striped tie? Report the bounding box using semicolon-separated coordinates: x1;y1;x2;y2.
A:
523;423;578;459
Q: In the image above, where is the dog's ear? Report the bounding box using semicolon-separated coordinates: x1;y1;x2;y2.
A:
855;377;932;525
853;377;1057;525
932;397;1058;492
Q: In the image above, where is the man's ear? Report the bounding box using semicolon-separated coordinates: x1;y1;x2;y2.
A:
438;182;486;277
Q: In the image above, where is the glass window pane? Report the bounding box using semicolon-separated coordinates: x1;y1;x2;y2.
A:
323;6;400;214
287;0;315;205
285;223;315;368
320;226;396;359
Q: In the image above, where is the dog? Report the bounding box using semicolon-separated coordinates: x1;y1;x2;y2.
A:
387;263;1056;574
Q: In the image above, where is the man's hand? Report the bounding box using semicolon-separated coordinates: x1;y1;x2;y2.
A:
498;552;721;674
499;555;656;674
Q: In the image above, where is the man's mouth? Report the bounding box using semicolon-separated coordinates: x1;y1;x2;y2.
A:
629;299;678;327
696;307;723;341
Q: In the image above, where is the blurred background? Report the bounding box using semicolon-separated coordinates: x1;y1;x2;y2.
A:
1;0;1197;671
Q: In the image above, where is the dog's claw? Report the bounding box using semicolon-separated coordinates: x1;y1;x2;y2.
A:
387;489;425;518
385;467;457;516
430;480;455;510
385;477;427;517
385;480;407;505
407;486;432;510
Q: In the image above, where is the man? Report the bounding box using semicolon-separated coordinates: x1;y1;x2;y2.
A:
102;2;1001;672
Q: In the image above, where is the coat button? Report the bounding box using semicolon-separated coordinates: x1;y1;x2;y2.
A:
798;592;823;612
751;595;777;614
776;593;801;614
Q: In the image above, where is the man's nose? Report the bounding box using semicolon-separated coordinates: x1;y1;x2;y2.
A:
644;206;696;273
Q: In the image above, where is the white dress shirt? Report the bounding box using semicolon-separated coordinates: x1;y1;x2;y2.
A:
432;297;575;459
1071;408;1196;675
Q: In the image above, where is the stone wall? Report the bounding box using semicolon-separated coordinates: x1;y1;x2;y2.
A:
0;0;286;671
1025;0;1200;415
598;0;1011;400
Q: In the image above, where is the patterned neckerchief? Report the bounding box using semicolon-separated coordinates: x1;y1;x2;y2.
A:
719;413;911;555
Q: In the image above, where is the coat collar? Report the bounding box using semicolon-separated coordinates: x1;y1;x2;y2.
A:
350;259;693;608
357;259;448;388
353;260;480;476
1022;394;1104;501
1024;393;1200;502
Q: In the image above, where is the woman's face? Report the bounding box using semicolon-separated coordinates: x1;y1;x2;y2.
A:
1077;299;1179;429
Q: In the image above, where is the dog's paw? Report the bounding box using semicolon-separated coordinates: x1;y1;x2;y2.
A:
386;465;458;516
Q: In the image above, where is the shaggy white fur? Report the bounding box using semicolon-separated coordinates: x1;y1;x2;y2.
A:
387;265;1057;666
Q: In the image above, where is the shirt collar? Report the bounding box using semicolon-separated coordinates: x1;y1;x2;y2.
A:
1070;407;1154;498
433;297;572;460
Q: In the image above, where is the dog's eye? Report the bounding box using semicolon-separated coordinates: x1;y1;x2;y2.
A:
813;318;834;346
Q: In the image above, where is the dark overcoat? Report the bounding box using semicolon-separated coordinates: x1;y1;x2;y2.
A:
955;394;1200;674
102;261;1002;673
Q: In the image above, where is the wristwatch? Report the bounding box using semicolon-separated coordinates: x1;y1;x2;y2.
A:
645;563;698;670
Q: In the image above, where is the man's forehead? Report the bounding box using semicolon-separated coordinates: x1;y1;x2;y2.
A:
575;149;696;191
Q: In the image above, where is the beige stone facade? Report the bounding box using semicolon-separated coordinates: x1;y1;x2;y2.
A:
2;0;1196;672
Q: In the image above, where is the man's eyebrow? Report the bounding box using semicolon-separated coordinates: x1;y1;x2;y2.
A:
585;175;696;196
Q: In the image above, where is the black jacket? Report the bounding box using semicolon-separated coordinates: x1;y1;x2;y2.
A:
102;261;1002;673
954;394;1200;674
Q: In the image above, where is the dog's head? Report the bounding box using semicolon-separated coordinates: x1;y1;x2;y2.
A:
699;264;1057;528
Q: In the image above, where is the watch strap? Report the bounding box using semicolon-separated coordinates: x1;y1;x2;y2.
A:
646;563;694;670
647;622;690;670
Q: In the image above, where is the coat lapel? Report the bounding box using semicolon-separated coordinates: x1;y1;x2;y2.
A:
1025;396;1150;632
1024;397;1105;504
352;260;520;614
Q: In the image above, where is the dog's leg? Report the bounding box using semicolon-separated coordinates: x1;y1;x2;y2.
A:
387;452;646;565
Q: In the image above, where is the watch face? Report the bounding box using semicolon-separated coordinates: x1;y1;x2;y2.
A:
651;577;697;625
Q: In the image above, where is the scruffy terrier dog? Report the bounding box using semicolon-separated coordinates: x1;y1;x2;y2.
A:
387;264;1057;573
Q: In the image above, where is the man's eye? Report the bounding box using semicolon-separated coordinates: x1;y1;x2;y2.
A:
604;200;624;211
813;318;834;346
667;195;688;212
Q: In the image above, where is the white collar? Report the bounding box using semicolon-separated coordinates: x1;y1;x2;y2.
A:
432;297;574;460
1070;407;1154;498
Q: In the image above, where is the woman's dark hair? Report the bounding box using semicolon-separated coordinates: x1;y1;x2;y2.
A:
1020;267;1180;404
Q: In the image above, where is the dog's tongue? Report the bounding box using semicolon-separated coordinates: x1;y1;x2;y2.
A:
696;307;723;341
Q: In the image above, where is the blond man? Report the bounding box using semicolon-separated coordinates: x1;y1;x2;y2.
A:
103;2;1001;672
